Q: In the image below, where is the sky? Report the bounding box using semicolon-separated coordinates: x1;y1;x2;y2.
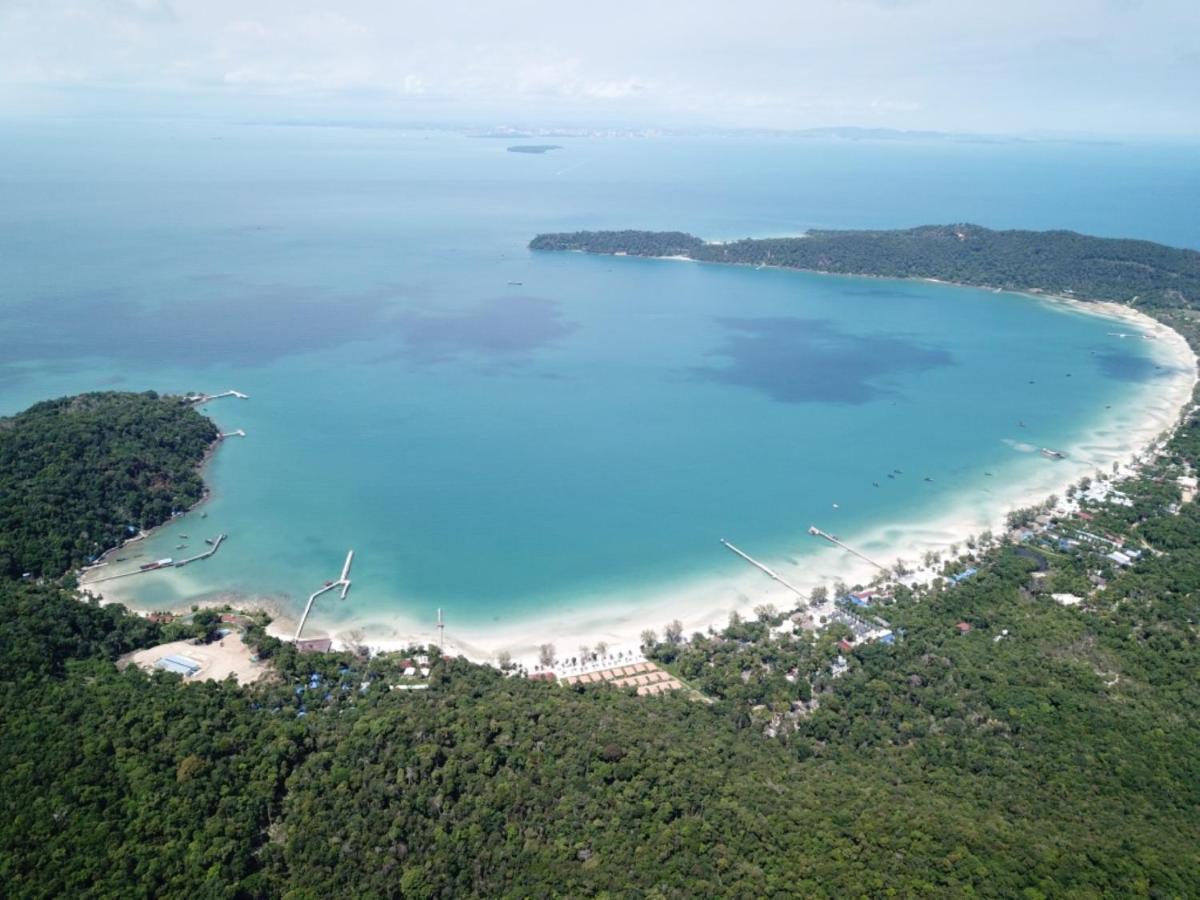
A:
0;0;1197;136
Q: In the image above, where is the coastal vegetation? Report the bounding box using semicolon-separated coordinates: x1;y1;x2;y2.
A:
0;391;216;580
530;224;1200;307
2;366;1200;895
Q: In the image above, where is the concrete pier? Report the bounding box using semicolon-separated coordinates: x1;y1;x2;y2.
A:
84;533;227;584
294;550;354;641
188;389;249;404
173;533;226;567
807;526;889;571
719;538;807;599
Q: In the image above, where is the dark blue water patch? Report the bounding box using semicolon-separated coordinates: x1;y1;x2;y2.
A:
375;295;576;367
694;316;954;404
0;281;415;377
1093;346;1176;382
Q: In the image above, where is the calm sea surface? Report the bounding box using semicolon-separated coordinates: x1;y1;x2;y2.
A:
1;121;1196;632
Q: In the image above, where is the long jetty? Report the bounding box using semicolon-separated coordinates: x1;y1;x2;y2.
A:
174;533;226;567
294;550;355;641
807;526;889;571
720;539;807;599
187;390;249;404
84;534;227;584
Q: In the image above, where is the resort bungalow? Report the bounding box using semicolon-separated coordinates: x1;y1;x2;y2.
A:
955;622;973;634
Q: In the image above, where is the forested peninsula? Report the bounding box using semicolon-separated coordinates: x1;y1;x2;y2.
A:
4;344;1200;895
0;392;217;580
529;224;1200;307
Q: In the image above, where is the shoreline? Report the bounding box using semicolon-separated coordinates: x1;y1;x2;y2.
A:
80;291;1198;673
335;292;1196;669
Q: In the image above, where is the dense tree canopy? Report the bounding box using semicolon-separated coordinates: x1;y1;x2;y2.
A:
531;224;1200;308
0;391;216;579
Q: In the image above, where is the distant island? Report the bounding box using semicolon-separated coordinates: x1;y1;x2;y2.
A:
530;224;1200;309
507;144;563;154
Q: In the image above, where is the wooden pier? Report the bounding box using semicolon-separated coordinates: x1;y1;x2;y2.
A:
720;539;807;599
807;526;888;571
219;429;246;439
294;550;354;641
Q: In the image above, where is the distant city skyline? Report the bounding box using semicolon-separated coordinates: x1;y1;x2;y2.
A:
1;0;1197;137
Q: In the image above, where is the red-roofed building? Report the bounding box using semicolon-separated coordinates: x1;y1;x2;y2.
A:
528;672;557;682
838;639;854;652
955;622;972;634
1076;511;1094;522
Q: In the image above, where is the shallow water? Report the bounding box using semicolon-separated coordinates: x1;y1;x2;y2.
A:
0;121;1193;636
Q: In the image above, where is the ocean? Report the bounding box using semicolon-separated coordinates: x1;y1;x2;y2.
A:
1;120;1195;647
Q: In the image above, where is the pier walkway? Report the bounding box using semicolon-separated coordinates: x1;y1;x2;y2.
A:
807;526;888;571
84;534;227;584
720;539;807;599
294;550;354;641
174;533;226;567
187;390;249;404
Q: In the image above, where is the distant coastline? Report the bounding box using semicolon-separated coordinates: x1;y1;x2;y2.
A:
528;224;1200;308
507;144;562;154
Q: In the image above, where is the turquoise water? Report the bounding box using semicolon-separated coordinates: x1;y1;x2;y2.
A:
0;121;1194;636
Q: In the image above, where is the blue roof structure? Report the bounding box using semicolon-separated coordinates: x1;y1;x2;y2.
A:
155;655;202;676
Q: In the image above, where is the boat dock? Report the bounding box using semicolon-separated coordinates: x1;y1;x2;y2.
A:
85;534;227;584
187;390;249;405
720;539;806;599
294;550;354;641
174;533;226;567
807;526;888;571
219;429;246;439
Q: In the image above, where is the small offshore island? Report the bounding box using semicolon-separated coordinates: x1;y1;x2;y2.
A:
506;143;563;154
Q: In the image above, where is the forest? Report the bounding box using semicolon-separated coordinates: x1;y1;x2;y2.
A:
0;391;216;579
530;224;1200;308
2;355;1200;896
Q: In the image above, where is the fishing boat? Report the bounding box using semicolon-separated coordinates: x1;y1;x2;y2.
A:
1041;447;1067;460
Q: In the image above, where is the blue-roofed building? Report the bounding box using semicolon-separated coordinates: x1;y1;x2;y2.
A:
877;632;895;645
154;655;202;677
949;567;978;585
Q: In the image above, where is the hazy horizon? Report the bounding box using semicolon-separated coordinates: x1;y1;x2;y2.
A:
1;0;1198;139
